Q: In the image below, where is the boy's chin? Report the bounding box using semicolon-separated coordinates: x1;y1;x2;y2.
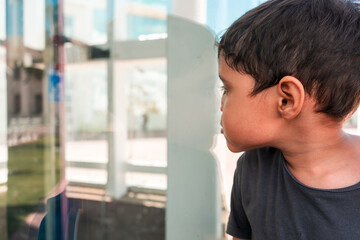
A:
226;142;245;153
226;141;262;153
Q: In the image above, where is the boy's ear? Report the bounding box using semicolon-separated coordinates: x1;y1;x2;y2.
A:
277;76;305;119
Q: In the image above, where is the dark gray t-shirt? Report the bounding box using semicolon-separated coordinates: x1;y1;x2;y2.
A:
227;147;360;240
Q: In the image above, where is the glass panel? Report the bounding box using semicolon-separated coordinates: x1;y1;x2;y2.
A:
24;0;45;50
0;14;6;240
0;45;7;240
127;15;166;39
0;0;5;40
2;0;265;239
115;58;167;191
129;0;168;11
4;0;65;238
114;0;167;41
124;59;166;158
166;15;224;239
64;0;107;45
65;61;109;186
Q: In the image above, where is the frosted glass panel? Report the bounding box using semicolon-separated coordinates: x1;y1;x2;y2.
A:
166;15;222;240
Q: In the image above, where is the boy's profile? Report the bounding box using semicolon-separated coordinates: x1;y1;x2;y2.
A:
218;0;360;239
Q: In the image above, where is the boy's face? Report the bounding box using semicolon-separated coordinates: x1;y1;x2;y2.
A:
219;56;277;152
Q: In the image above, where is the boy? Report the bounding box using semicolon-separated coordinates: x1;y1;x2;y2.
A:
217;0;360;239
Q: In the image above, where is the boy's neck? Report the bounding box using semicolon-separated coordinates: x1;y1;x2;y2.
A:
276;120;360;189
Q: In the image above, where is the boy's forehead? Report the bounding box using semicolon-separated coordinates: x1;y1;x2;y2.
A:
218;57;227;81
218;55;234;78
218;55;228;72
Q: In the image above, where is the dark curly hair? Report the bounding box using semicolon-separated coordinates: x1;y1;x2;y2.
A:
218;0;360;119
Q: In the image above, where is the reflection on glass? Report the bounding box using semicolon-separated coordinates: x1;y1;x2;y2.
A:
65;61;109;186
127;15;166;39
125;59;166;138
0;0;5;40
0;46;7;182
24;0;45;50
64;0;107;45
4;0;64;239
129;0;168;11
115;59;167;191
0;44;7;240
114;0;167;41
0;0;273;239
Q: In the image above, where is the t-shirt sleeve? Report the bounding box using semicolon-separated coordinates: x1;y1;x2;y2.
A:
226;154;252;239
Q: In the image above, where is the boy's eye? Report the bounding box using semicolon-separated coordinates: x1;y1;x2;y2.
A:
220;86;228;94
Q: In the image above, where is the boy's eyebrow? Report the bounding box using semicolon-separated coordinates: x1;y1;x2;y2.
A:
218;75;228;83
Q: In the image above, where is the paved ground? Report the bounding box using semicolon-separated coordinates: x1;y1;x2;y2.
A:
7;191;166;240
76;192;166;240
